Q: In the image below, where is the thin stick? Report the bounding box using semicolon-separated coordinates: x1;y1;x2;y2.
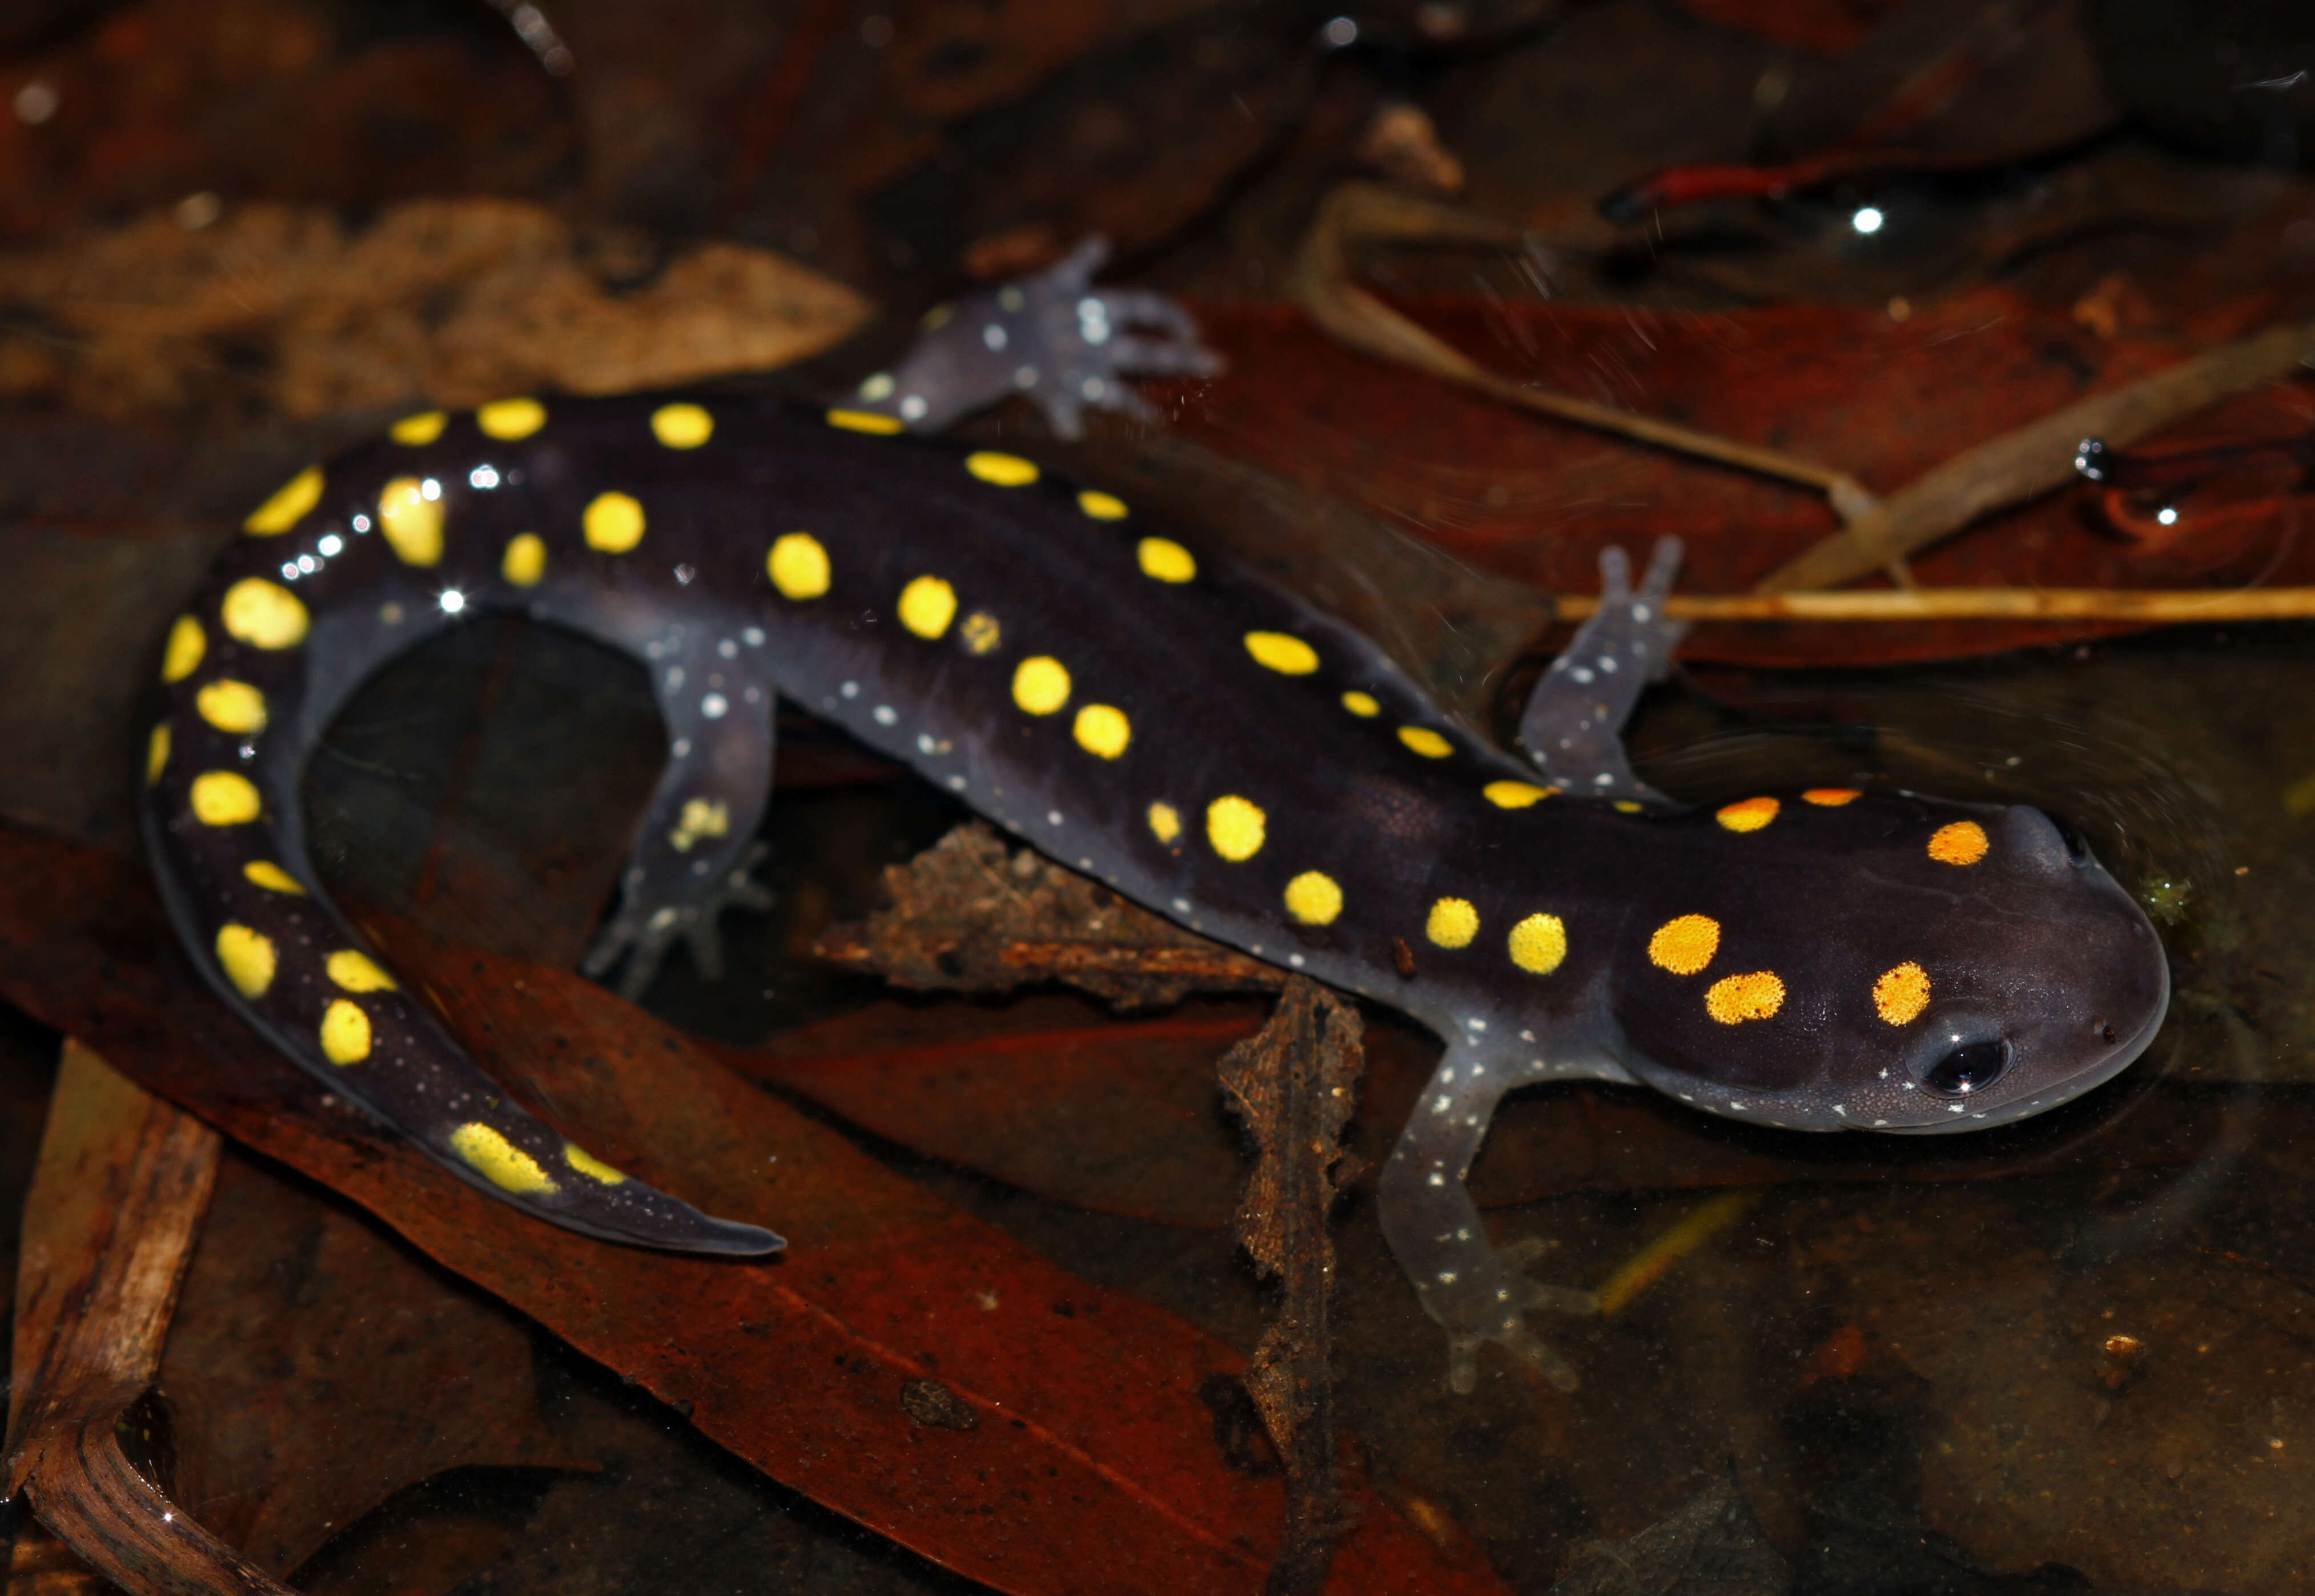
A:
1558;586;2315;622
1289;183;1880;521
1763;318;2315;591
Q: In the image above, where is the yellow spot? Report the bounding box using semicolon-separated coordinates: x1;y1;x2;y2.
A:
146;723;170;785
583;491;646;554
1284;871;1342;925
1073;704;1131;759
243;466;322;534
564;1142;629;1185
767;531;830;599
162;615;206;682
320;998;372;1065
898;575;958;639
1716;796;1780;833
195;679;267;735
214;924;276;999
326;949;397;993
960;611;1002;654
1245;632;1321;675
1705;971;1785;1024
826;407;904;435
1483;779;1556;808
1929;820;1989;866
1138;538;1197;583
378;477;444;566
190;771;261;826
651;402;715;449
449;1123;556;1194
966;451;1039;487
1078;489;1128;520
1648;914;1719;976
668;797;729;852
1426;897;1479;949
1874;961;1931;1025
389;410;447;445
1804;788;1861;807
243;860;305;894
1508;913;1567;974
1148;802;1181;844
502;532;546;586
221;578;309;650
1207;795;1266;861
1398;726;1453;759
1341;691;1380;717
1013;656;1071;715
477;397;546;440
1614;800;1644;814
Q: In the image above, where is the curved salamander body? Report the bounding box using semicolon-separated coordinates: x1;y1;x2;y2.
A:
146;392;2170;1386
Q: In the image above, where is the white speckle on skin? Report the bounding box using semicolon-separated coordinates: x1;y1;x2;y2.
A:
1172;898;1191;913
982;324;1008;350
948;775;967;791
873;704;898;726
701;693;728;719
917;733;938;754
743;627;764;646
1571;667;1594;684
672;738;691;757
1047;810;1063;827
717;639;738;659
900;395;927;421
840;680;860;698
1289;954;1305;967
1598;656;1617;672
665;667;684;690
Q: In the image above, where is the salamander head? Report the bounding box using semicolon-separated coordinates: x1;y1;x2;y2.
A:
1607;791;2169;1134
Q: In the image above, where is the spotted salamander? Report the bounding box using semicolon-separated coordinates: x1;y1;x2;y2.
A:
144;248;2171;1391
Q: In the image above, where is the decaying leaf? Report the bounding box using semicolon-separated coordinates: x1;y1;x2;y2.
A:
1220;981;1365;1596
1549;1472;1788;1596
5;1039;293;1596
0;199;872;420
813;821;1281;1008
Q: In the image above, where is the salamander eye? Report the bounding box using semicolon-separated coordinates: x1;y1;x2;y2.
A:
1924;1038;2010;1095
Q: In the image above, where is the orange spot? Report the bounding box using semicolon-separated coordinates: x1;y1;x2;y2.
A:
1928;820;1989;866
1705;971;1784;1024
1873;961;1931;1025
1803;788;1860;807
1716;796;1780;833
1647;914;1719;976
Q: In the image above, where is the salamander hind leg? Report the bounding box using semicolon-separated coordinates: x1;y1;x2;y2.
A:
581;632;778;1000
1378;1044;1596;1393
1521;538;1687;808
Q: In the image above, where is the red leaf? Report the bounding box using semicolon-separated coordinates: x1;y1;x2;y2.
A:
0;824;1510;1596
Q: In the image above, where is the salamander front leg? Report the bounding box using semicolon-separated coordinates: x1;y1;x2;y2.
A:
1521;538;1687;808
847;236;1223;438
1378;1044;1596;1393
582;634;778;1000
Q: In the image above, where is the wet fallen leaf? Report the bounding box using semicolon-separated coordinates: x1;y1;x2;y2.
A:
160;1150;594;1579
1160;293;2315;666
0;824;1514;1596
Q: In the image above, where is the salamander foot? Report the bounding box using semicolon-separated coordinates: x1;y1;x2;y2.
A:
1418;1234;1596;1395
853;236;1224;438
583;841;775;1001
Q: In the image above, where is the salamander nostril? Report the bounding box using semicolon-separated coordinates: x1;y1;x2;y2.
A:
1925;1038;2010;1095
2046;810;2092;864
2099;1021;2118;1045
